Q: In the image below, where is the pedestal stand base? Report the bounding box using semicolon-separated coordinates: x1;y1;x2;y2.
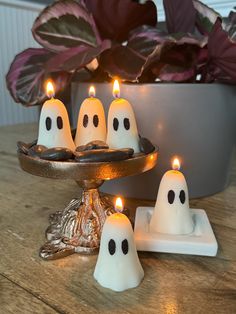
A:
40;187;115;260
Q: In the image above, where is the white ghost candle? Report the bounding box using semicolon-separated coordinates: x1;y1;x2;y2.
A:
106;80;140;153
94;198;144;292
37;81;75;150
150;158;194;235
75;86;106;146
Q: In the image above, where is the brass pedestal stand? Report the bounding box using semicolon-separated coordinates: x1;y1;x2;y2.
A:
18;150;158;260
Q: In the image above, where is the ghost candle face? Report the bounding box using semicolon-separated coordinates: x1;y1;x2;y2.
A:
37;81;75;150
75;86;106;146
106;80;140;153
94;210;144;292
150;158;194;235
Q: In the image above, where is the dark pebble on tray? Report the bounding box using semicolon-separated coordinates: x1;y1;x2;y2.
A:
75;140;109;152
40;147;74;161
124;148;134;158
28;145;47;157
17;141;30;154
75;148;134;163
139;137;155;154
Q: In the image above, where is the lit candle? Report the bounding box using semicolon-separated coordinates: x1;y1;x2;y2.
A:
114;196;123;212
94;197;144;292
75;86;106;146
106;80;140;153
37;80;75;150
149;157;194;235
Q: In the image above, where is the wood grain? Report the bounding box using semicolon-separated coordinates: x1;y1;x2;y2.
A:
0;123;235;314
0;275;57;314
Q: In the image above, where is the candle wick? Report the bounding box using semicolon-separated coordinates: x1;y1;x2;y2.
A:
115;205;124;213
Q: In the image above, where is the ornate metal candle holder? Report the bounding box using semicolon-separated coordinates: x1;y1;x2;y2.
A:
18;149;158;260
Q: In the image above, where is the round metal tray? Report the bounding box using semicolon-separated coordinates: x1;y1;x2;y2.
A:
18;149;158;181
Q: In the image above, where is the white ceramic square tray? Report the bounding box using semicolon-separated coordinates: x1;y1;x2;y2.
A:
134;207;218;256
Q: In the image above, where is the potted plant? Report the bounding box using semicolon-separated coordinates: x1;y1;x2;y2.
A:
6;0;236;199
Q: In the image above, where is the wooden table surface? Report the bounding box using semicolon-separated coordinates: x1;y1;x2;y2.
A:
0;123;235;314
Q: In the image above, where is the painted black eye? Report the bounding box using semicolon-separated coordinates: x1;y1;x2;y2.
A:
45;117;52;131
83;114;88;128
113;118;119;131
179;190;186;204
121;239;129;255
108;239;116;255
123;118;130;130
93;114;99;127
168;190;175;204
57;116;63;129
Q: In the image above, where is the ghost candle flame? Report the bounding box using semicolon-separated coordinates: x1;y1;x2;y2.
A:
113;79;120;98
46;80;55;99
115;197;123;212
172;158;180;171
89;86;95;98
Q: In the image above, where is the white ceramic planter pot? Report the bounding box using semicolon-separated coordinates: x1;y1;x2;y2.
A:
71;83;236;200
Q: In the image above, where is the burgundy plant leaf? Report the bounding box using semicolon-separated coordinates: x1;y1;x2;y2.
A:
158;64;195;82
129;25;167;42
228;11;236;25
46;39;111;72
202;64;229;83
143;33;207;73
127;27;206;74
32;0;101;52
84;0;157;43
113;30;207;82
196;47;208;76
197;46;208;63
159;43;199;69
208;18;236;81
128;26;167;57
170;33;207;47
193;0;220;34
163;0;196;33
143;34;208;83
6;48;71;106
100;45;147;81
222;11;236;41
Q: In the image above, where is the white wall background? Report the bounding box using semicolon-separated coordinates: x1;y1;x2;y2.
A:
0;0;235;126
0;0;45;126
